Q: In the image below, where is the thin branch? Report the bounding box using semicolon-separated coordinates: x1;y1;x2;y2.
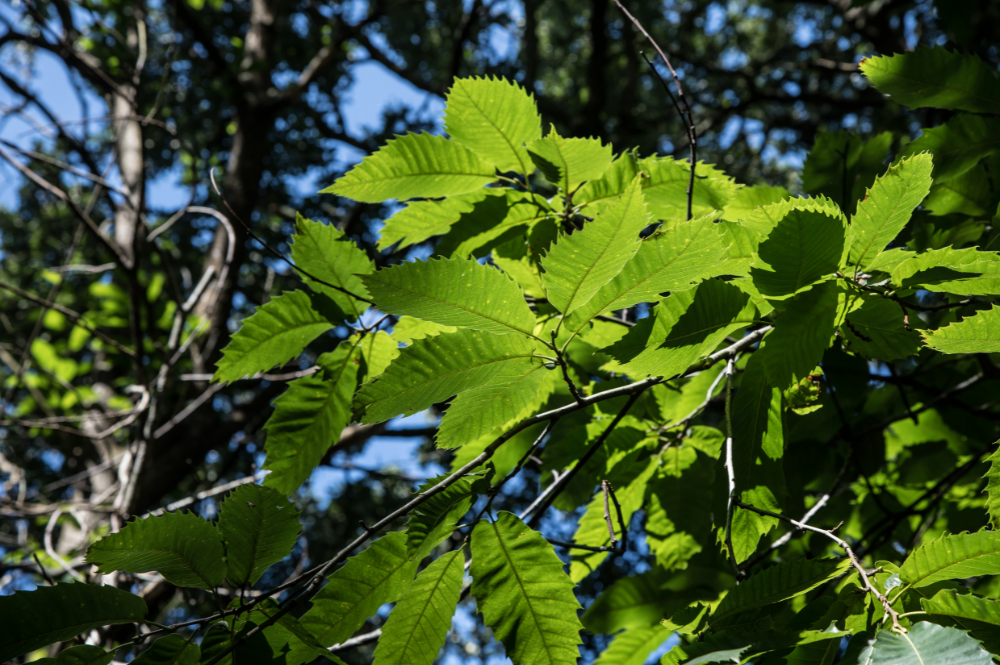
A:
143;471;269;517
722;358;741;580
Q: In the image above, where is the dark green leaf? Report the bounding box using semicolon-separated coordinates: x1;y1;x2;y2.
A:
899;531;1000;587
218;483;301;586
759;283;839;389
132;635;200;665
750;209;845;298
842;621;992;664
32;644;115;665
901;114;1000;182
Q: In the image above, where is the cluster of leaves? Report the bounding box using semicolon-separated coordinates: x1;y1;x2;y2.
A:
5;46;1000;665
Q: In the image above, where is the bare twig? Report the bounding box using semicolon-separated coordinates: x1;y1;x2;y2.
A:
722;358;741;580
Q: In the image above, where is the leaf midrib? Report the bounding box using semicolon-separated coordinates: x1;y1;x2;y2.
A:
853;165;925;271
298;225;364;318
392;551;461;662
454;84;533;176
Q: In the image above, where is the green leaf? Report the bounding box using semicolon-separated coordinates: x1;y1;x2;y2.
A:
582;569;723;634
471;511;584;665
32;645;115;665
542;176;650;315
750;208;845;298
661;636;749;665
860;47;1000;114
0;583;147;662
901;114;1000;182
362;257;536;336
721;185;791;222
802;131;893;209
924;164;992;217
289;214;374;318
444;76;541;174
436;362;549;449
892;246;1000;295
846;154;933;272
434;190;553;259
758;283;839;389
986;448;1000;530
391;316;457;345
593;625;672;665
899;531;1000;587
218;483;301;586
214;291;333;383
922;588;1000;629
842;621;992;665
85;511;225;589
352;328;541;423
645;445;717;571
373;549;465;665
405;478;475;557
360;330;400;378
841;297;921;361
923;306;1000;354
710;558;851;628
378;189;492;250
262;340;362;495
526;125;612;191
561;211;732;336
323;132;497;202
612;279;755;378
296;532;418;654
132;635;200;665
251;598;347;664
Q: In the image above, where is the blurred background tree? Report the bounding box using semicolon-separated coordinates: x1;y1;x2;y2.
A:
0;0;996;662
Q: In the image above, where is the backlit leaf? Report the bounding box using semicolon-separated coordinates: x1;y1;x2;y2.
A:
218;483;301;587
922;306;1000;354
899;531;1000;587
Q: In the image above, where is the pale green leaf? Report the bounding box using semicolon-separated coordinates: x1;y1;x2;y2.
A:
444;76;541;174
391;316;457;345
593;625;672;665
561;211;732;336
33;645;115;665
214;291;332;383
218;483;301;587
846;153;933;271
325;132;496;202
373;550;465;665
842;621;992;665
899;531;1000;587
922;306;1000;354
920;589;1000;654
471;512;583;665
526;125;612;191
0;583;147;662
542;176;650;315
841;297;921;361
759;283;839;389
378;189;492;250
892;246;1000;296
861;47;1000;114
721;184;790;222
750;209;845;298
289;214;374;318
352;328;542;423
85;511;225;589
901;114;1000;182
132;635;200;665
710;558;851;628
986;448;1000;530
735;195;845;241
262;340;362;495
360;330;400;378
405;478;474;557
362;257;536;336
296;533;418;654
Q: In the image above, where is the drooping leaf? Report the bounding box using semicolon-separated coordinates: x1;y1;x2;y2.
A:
32;645;115;665
986;448;1000;530
526;125;612;191
443;76;541;174
435;362;549;449
901;114;1000;182
802;131;893;209
289;214;374;318
262;340;362;495
85;511;225;589
295;533;418;656
542;176;650;315
710;558;851;628
841;621;992;665
0;583;147;662
218;483;301;587
251;599;348;665
922;306;1000;354
378;189;492;250
470;511;583;665
132;635;200;665
846;153;933;272
750;209;845;298
352;328;541;423
860;47;1000;114
660;635;750;665
372;549;465;665
841;297;921;361
561;211;732;336
323;132;497;202
592;625;672;665
405;478;475;557
361;257;537;336
899;531;1000;587
213;291;333;383
758;283;839;389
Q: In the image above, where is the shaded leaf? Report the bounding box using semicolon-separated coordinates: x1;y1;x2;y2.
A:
526;125;612;191
899;531;1000;587
582;569;723;634
86;511;225;589
592;625;672;665
802;131;893;209
32;644;114;665
405;478;475;557
132;635;200;665
986;448;1000;531
901;114;1000;182
842;621;992;664
218;483;301;587
759;283;839;389
924;164;992;217
841;297;920;361
750;209;845;298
